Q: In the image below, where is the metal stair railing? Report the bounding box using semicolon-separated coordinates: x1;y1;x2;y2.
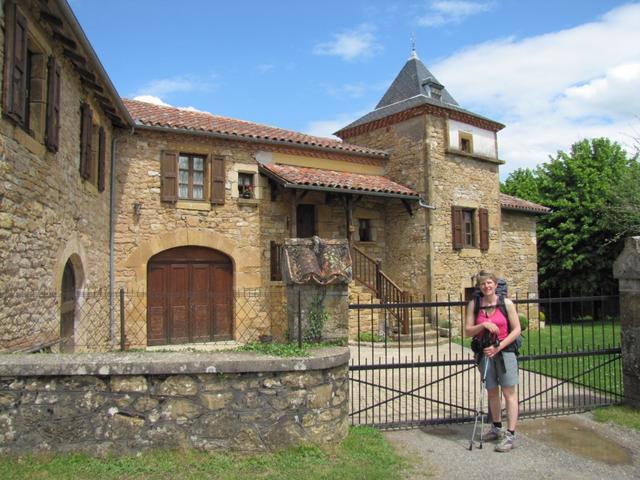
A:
351;245;410;334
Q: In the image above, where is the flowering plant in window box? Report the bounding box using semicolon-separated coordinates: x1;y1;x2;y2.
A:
240;184;254;199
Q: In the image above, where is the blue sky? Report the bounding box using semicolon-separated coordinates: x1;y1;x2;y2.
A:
70;1;640;178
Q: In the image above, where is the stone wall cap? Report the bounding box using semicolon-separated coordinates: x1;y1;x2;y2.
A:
0;347;350;377
613;236;640;280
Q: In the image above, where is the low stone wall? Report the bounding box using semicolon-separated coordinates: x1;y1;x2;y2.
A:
0;348;350;456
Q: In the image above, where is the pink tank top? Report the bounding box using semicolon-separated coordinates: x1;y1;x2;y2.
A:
476;306;509;341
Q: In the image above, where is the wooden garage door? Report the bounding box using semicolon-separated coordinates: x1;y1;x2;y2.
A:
147;246;232;345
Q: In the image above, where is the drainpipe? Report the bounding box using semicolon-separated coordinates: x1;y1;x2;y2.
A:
109;126;134;349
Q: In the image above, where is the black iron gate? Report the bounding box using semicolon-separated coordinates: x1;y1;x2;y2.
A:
348;293;623;429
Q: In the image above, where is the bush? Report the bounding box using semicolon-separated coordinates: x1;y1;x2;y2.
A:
358;331;384;343
518;314;529;331
539;311;546;323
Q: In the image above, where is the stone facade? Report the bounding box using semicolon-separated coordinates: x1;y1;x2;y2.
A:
341;115;540;302
0;0;124;350
0;348;350;455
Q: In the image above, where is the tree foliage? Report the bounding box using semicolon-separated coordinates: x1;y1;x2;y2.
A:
501;138;640;292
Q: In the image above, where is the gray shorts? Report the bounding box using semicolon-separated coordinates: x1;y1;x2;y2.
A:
479;352;519;389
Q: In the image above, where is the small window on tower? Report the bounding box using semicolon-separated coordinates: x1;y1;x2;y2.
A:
459;132;473;153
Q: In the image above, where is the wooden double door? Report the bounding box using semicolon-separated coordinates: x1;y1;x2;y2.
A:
147;247;233;345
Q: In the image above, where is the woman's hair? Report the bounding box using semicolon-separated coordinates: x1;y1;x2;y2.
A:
475;270;498;287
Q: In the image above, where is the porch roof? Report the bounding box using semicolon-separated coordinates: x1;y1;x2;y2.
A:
259;163;423;201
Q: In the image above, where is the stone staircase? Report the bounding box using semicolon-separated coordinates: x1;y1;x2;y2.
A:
348;282;445;346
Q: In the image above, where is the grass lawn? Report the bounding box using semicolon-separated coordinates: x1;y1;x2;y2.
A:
454;322;622;394
0;426;409;480
592;405;640;431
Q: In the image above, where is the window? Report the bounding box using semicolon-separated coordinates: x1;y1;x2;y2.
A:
451;207;489;250
161;151;225;205
178;154;205;200
3;1;59;145
358;219;373;242
459;132;473;153
462;209;474;247
238;172;255;199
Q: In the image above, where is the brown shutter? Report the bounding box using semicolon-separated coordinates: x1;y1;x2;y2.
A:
451;206;463;249
210;155;225;205
97;127;106;192
479;208;489;250
270;241;282;281
161;151;178;202
45;56;61;152
79;103;93;179
3;1;28;124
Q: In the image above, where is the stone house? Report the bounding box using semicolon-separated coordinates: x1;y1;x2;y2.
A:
0;0;132;351
1;1;547;350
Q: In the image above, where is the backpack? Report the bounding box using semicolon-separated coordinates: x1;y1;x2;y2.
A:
472;278;523;354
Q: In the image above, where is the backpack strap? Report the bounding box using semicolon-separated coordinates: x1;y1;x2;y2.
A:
498;295;509;332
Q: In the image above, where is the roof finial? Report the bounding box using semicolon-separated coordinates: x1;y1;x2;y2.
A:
410;33;418;60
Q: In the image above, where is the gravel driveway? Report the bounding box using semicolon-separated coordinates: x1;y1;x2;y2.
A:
385;412;640;479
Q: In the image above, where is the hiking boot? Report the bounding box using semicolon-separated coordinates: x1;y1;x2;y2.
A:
495;431;516;452
482;425;504;442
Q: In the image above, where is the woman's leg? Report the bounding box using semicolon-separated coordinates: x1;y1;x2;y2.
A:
502;386;518;431
487;387;501;423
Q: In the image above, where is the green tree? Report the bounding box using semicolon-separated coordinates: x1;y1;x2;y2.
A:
502;138;640;293
501;167;542;204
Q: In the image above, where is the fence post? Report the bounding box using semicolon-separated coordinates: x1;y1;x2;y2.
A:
298;289;302;348
375;259;382;298
613;236;640;408
119;288;125;351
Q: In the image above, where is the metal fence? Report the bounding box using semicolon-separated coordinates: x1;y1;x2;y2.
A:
348;291;623;428
0;287;287;353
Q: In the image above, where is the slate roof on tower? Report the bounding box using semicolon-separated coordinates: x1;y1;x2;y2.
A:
335;50;504;137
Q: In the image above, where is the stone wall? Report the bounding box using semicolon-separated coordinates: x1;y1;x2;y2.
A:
0;348;350;455
0;0;116;350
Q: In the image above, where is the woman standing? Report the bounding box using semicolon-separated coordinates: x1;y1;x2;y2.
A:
465;270;521;452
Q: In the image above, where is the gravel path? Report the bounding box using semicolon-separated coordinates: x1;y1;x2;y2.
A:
385;413;640;479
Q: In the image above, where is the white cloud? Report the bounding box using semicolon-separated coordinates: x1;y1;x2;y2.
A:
256;64;275;74
134;74;218;98
132;95;172;106
418;1;494;27
313;24;382;61
429;3;640;176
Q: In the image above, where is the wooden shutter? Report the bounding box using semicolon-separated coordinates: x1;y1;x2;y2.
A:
97;127;106;192
479;208;489;250
45;56;61;152
161;151;178;202
270;241;282;281
210;155;225;205
451;206;463;250
79;103;93;180
3;1;28;124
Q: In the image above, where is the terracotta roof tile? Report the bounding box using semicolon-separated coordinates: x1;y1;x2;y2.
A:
261;163;420;199
123;99;388;159
500;193;550;214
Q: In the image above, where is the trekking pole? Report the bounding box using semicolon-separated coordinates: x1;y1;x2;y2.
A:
469;355;492;451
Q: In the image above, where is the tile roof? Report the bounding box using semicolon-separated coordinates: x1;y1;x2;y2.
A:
500;193;550;214
260;163;420;199
123;99;388;159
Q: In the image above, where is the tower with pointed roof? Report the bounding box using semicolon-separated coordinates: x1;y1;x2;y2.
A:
335;50;541;300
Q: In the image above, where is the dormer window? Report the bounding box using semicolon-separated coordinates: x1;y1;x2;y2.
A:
423;78;444;101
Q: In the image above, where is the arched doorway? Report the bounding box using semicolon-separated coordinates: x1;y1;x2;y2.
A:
147;246;233;345
60;260;76;352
